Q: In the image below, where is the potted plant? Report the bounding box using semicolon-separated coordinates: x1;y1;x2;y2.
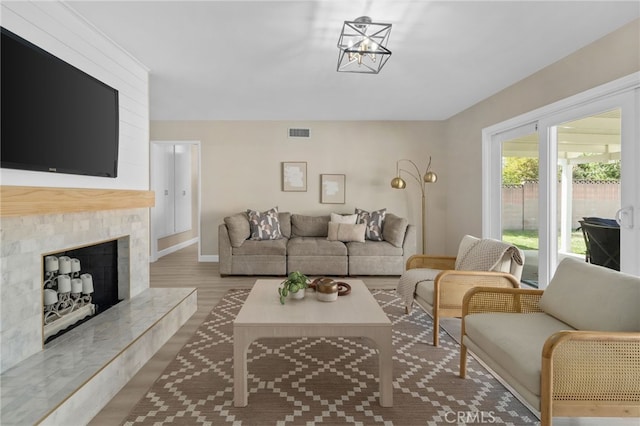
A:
278;271;309;304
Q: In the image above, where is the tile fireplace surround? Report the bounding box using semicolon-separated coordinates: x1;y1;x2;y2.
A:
0;186;197;424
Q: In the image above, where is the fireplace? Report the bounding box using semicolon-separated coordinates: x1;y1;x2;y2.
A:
0;186;199;425
43;239;124;343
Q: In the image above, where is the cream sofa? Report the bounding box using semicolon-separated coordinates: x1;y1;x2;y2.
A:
460;257;640;425
219;211;416;276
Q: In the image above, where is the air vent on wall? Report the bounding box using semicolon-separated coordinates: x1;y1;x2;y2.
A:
288;128;311;138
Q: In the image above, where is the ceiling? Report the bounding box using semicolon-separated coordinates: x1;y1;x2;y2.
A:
66;1;640;121
503;110;622;162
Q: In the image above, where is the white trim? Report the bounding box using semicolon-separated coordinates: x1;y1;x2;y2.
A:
154;238;199;260
199;255;219;263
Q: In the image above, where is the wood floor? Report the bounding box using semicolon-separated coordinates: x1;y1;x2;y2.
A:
88;244;399;425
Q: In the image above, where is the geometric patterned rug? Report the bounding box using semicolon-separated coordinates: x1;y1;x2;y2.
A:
123;289;539;425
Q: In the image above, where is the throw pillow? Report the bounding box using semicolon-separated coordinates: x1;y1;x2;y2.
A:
382;213;408;247
330;212;358;224
224;212;250;247
355;207;386;241
246;207;283;240
327;222;366;243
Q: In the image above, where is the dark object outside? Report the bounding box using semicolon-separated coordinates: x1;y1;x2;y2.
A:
578;218;620;271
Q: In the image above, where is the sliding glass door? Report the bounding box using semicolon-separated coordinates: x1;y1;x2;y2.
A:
483;78;639;287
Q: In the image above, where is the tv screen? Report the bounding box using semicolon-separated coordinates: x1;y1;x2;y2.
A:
1;27;119;178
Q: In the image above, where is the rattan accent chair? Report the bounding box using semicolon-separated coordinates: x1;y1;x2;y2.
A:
397;235;523;346
459;258;640;426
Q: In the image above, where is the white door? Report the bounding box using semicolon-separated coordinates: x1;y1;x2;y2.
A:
173;144;192;234
151;143;175;238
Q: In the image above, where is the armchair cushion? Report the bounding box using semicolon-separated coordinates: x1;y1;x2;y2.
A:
398;268;441;307
539;257;640;331
463;312;575;402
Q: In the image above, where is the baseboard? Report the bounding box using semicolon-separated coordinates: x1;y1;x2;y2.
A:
199;254;218;262
156;238;199;259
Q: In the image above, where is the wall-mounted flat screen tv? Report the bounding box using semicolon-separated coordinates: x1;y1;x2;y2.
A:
1;27;119;178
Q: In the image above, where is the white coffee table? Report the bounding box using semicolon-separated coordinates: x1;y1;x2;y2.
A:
233;279;393;407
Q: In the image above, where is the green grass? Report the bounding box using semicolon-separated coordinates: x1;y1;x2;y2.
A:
502;229;587;255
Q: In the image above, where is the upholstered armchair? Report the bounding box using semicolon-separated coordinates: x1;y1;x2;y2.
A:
396;235;523;346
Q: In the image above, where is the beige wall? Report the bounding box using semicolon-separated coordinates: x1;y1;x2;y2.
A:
151;19;639;258
150;121;445;257
443;18;639;254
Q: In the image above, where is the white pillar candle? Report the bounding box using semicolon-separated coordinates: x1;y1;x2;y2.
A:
70;258;81;273
58;256;71;274
57;275;71;293
45;256;59;273
71;278;83;294
81;273;94;294
44;289;58;306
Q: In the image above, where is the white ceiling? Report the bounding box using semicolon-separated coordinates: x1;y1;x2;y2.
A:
66;1;640;121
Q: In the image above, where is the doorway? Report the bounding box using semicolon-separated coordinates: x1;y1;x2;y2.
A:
150;141;201;262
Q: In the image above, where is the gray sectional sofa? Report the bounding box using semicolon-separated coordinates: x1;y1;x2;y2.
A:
218;211;416;276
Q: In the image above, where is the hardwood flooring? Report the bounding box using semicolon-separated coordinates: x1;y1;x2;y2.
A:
88;244;399;425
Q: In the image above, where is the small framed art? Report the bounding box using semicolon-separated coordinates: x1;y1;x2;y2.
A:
321;174;346;204
282;161;307;192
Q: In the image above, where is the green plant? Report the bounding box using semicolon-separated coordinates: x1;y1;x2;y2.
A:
278;271;309;304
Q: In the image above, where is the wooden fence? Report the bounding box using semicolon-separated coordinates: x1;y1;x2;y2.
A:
502;181;620;230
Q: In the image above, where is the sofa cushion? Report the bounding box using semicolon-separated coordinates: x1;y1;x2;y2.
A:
278;212;291;238
327;222;366;242
464;312;575;398
232;238;288;256
291;214;330;237
288;237;347;256
224;212;250;247
382;213;408;247
247;207;283;240
330;212;358;224
355;207;386;241
347;240;403;256
539;257;640;331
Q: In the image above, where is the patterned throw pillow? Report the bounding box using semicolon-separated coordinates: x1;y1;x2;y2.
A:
247;207;283;240
355;208;386;241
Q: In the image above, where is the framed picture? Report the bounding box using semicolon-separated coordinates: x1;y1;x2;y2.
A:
282;162;307;192
321;174;346;204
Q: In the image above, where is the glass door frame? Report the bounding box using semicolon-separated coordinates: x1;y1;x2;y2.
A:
482;73;639;287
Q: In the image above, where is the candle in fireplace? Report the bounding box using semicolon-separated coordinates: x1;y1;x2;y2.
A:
58;256;71;274
57;275;71;293
45;256;59;272
70;258;81;276
71;278;83;294
81;274;94;294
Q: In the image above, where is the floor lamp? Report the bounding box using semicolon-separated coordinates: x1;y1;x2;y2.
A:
391;157;438;254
